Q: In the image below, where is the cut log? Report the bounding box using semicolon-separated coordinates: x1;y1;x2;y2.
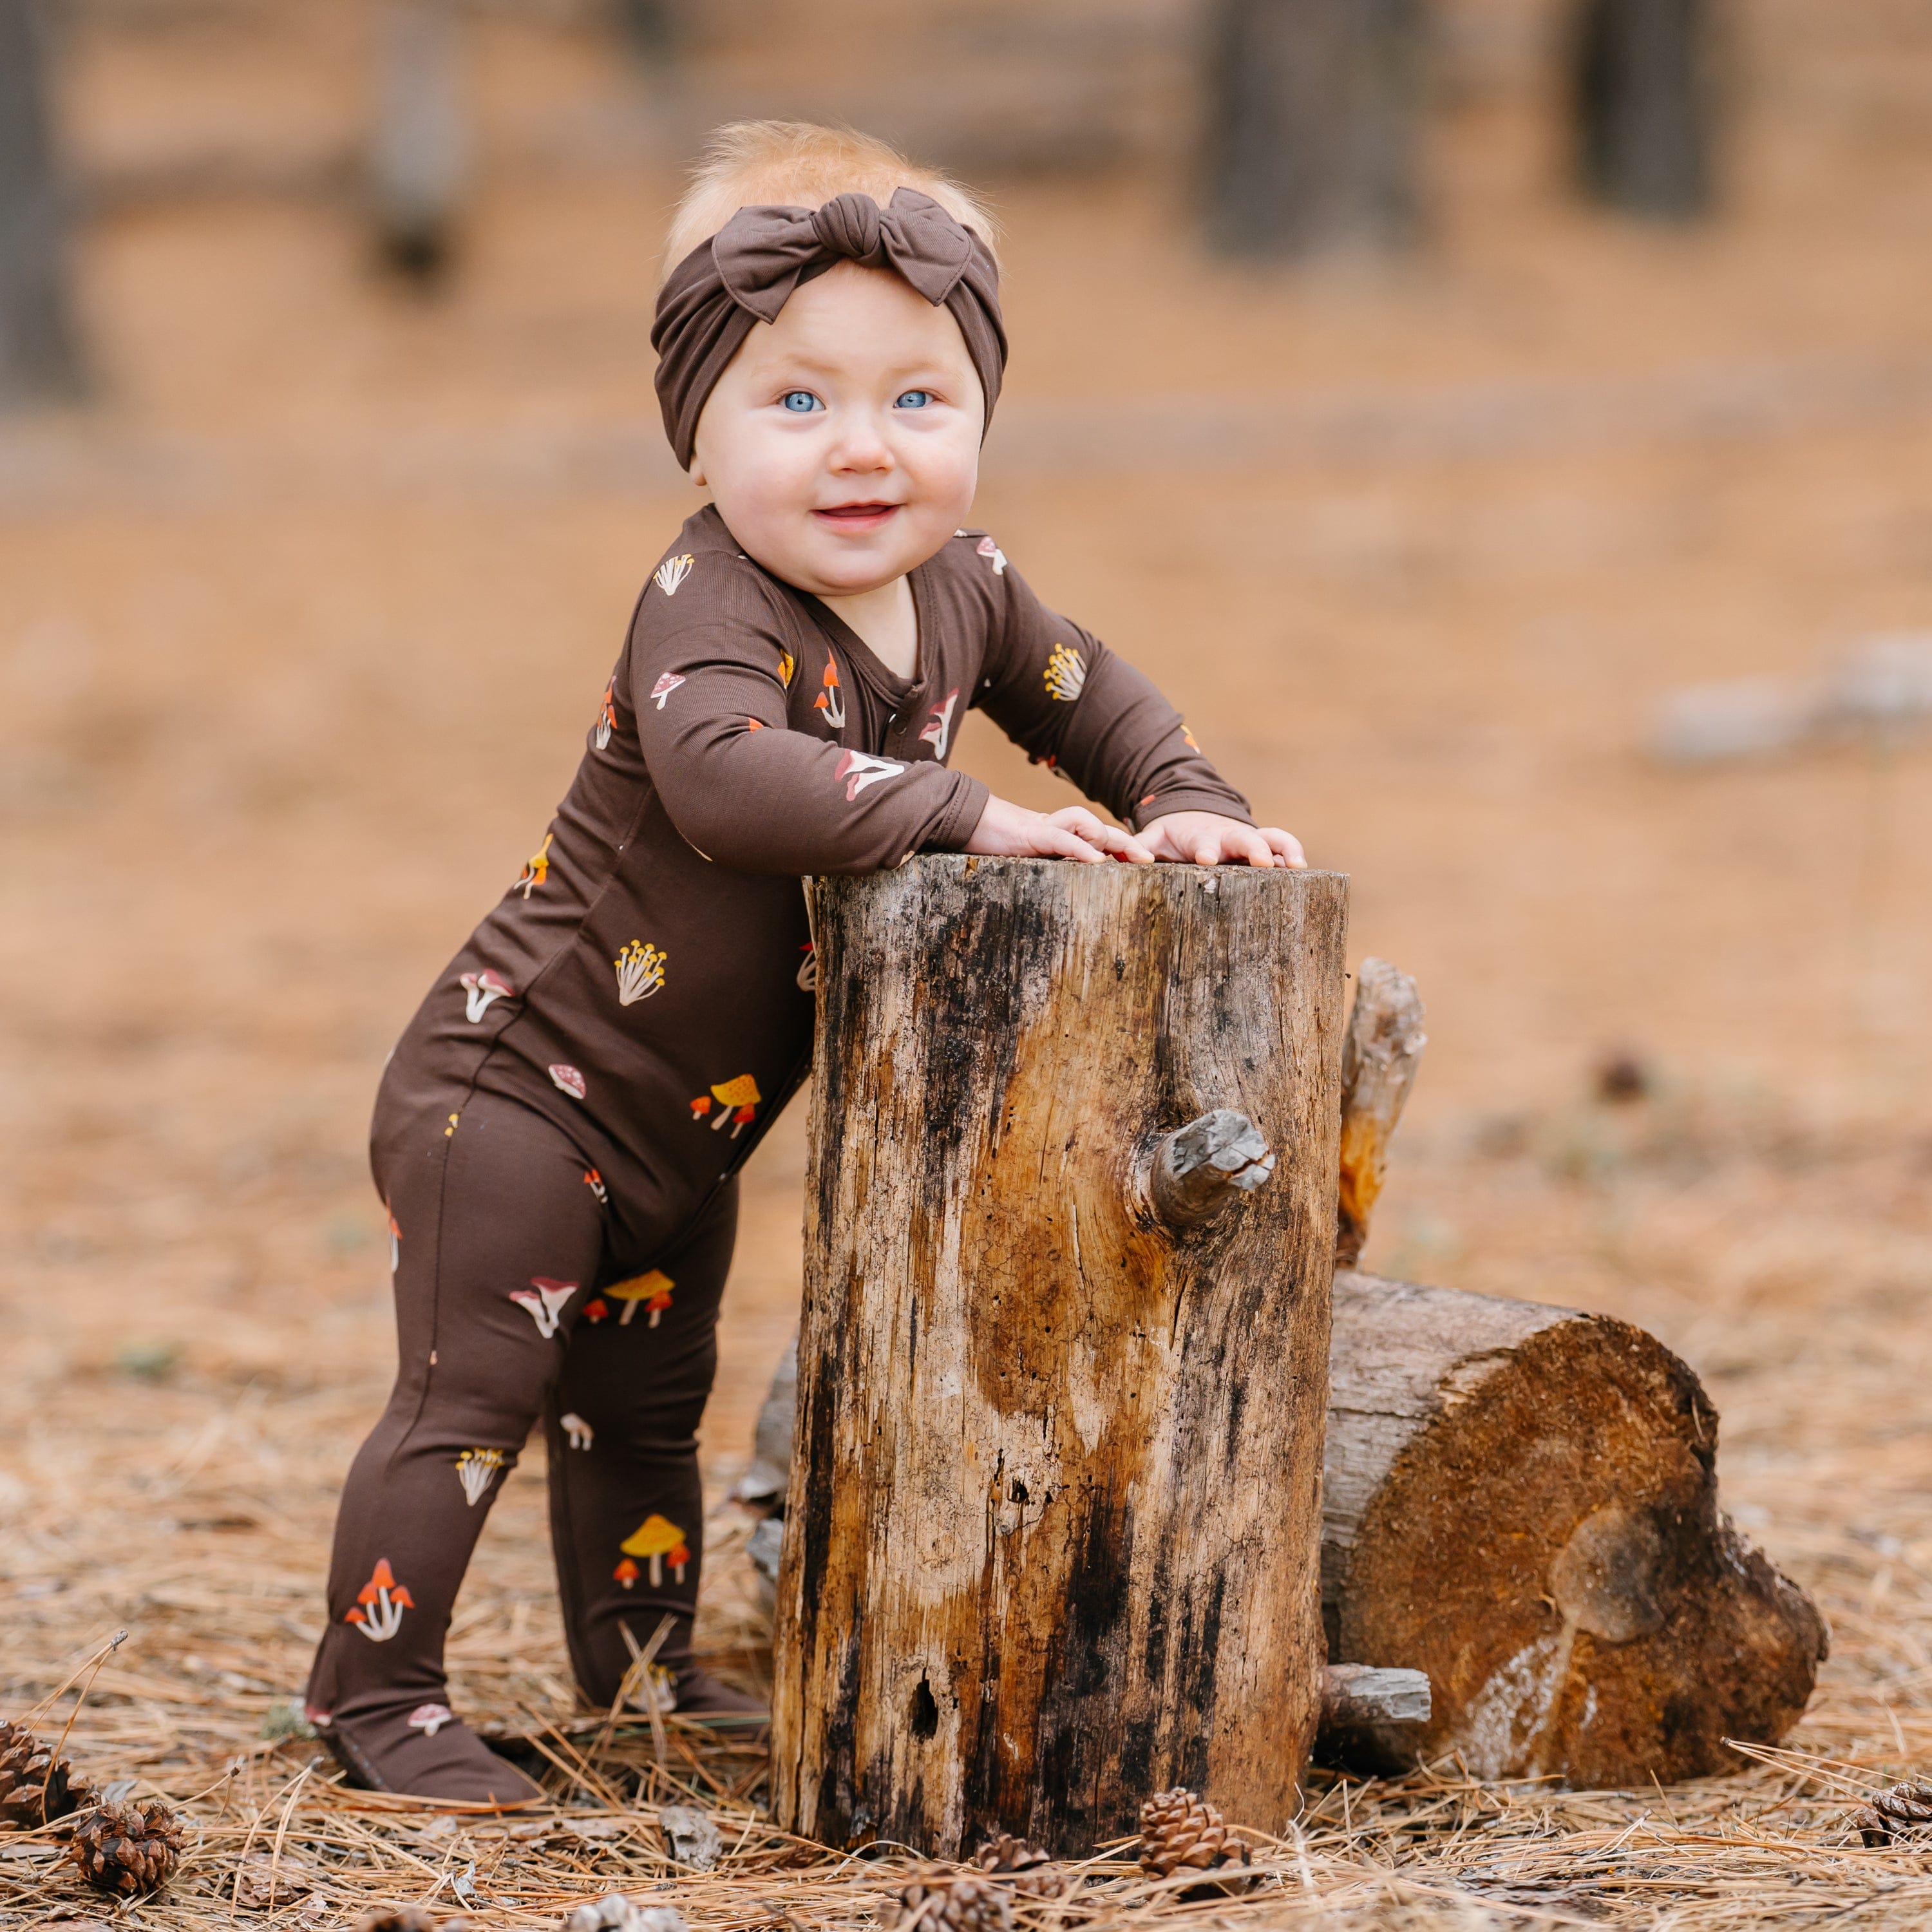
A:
1323;1269;1828;1784
772;855;1349;1855
1334;957;1425;1267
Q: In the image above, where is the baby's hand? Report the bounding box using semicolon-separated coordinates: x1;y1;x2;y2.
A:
965;797;1155;865
1139;811;1305;868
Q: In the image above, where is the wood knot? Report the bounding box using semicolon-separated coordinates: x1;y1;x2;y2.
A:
1147;1109;1277;1227
1550;1505;1665;1644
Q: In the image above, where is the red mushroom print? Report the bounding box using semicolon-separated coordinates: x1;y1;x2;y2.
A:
561;1411;594;1450
649;672;687;710
407;1703;453;1738
459;969;514;1023
346;1559;413;1642
614;1557;639;1589
594;681;617;750
509;1277;576;1339
620;1515;688;1587
797;943;817;992
688;1095;712;1122
835;749;905;800
976;534;1008;574
582;1297;609;1323
549;1063;586;1100
605;1269;673;1326
813;657;846;731
918;688;960;760
667;1539;690;1584
515;832;553;898
583;1168;607;1205
690;1075;761;1137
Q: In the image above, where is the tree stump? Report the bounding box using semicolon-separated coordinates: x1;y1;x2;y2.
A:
772;855;1349;1855
1323;1269;1828;1784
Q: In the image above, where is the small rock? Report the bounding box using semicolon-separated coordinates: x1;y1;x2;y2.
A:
658;1804;722;1871
560;1894;689;1932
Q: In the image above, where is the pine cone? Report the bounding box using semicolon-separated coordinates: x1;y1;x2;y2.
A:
971;1834;1071;1900
1137;1788;1251;1883
878;1869;1014;1932
66;1799;184;1897
0;1718;99;1828
1854;1780;1932;1846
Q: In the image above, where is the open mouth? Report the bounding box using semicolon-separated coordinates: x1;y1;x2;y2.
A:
813;502;902;531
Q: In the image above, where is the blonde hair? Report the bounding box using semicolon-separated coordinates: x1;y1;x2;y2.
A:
661;121;999;283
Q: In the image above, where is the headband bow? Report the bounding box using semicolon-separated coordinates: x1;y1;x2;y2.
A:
651;187;1006;470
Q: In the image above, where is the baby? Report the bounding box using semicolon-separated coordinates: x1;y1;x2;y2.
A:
305;120;1304;1803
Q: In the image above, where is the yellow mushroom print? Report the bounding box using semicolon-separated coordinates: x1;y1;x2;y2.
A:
777;649;795;688
516;833;553;898
605;1268;674;1326
454;1448;505;1506
1044;643;1086;703
619;1514;691;1587
614;940;667;1006
654;554;694;598
689;1074;761;1137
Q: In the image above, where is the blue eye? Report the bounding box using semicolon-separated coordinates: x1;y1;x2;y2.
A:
780;390;822;413
895;390;933;409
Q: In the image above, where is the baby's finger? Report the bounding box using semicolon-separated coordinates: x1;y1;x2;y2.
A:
1042;824;1111;864
1262;827;1307;869
1222;826;1278;868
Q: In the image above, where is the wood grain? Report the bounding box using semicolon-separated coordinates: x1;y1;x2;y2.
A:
772;856;1349;1854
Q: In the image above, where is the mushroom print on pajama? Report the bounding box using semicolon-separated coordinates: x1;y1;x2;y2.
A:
309;507;1259;1796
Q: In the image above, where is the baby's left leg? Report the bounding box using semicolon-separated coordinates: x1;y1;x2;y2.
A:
545;1180;761;1718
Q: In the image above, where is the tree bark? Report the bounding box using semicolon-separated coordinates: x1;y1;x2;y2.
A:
1204;0;1424;259
1323;1268;1827;1784
0;0;83;406
772;855;1349;1855
370;0;466;282
1572;0;1714;220
1335;958;1425;1267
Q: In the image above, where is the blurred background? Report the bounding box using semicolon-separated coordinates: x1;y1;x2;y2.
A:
2;0;1929;1750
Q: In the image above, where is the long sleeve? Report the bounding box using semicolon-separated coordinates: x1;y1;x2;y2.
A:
973;555;1255;831
628;559;987;875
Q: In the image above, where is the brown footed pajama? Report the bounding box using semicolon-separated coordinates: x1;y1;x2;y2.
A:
308;506;1253;1799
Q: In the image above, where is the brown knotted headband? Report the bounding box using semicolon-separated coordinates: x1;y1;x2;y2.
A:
651;187;1007;469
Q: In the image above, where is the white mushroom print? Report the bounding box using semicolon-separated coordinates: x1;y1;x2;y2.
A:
976;535;1008;574
459;969;514;1022
813;658;846;731
386;1204;400;1273
835;749;905;800
549;1063;586;1100
614;939;667;1005
453;1447;505;1506
594;681;617;750
650;672;686;710
345;1559;413;1642
654;554;695;598
509;1276;576;1339
919;688;960;760
407;1703;453;1738
796;943;817;991
1044;643;1087;703
561;1411;594;1451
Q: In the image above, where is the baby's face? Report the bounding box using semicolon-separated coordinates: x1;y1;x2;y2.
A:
690;261;985;600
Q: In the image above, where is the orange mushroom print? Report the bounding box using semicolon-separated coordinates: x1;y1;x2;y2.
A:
919;688;960;760
561;1412;594;1450
1044;643;1086;703
385;1204;400;1274
549;1063;586;1100
835;750;905;800
620;1515;690;1587
1181;722;1201;752
614;940;667;1006
509;1277;576;1339
975;534;1009;574
654;553;695;597
594;682;617;750
649;672;686;710
459;969;514;1023
614;1557;640;1589
689;1074;761;1137
515;833;553;898
605;1269;674;1327
407;1703;453;1738
583;1168;607;1205
582;1297;609;1323
346;1559;413;1642
813;658;846;731
453;1447;505;1506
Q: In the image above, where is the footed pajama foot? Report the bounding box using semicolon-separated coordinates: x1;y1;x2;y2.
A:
668;1665;768;1728
315;1699;545;1806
